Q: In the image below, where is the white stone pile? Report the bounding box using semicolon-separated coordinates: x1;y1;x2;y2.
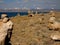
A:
0;14;13;45
47;13;60;40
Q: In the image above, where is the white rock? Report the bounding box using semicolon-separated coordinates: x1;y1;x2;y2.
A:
6;20;13;29
49;17;56;23
2;17;9;23
1;14;7;19
51;32;60;40
0;20;13;45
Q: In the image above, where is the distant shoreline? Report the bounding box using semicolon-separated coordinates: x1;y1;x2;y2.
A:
0;9;60;12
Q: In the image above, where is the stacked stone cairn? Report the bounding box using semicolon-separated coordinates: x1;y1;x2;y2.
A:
0;14;13;45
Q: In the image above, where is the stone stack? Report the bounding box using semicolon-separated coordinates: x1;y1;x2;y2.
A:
0;14;13;45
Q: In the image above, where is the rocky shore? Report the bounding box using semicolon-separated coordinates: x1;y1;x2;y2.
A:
10;11;60;45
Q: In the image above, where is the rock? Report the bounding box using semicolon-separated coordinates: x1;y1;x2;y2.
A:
0;16;13;45
51;32;60;40
48;21;60;30
49;11;55;16
48;17;56;23
0;22;8;45
1;14;8;19
6;20;13;29
2;17;9;23
28;14;34;17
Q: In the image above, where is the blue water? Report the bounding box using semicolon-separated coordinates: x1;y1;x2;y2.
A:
0;12;28;17
0;11;49;17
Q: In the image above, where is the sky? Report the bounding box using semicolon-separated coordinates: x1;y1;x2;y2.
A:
0;0;60;9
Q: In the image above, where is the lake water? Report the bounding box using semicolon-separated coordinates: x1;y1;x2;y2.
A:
0;11;49;18
0;12;28;17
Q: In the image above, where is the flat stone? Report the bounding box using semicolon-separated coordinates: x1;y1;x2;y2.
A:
50;32;60;40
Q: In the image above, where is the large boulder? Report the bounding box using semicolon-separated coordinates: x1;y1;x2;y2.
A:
0;17;13;45
0;22;9;45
